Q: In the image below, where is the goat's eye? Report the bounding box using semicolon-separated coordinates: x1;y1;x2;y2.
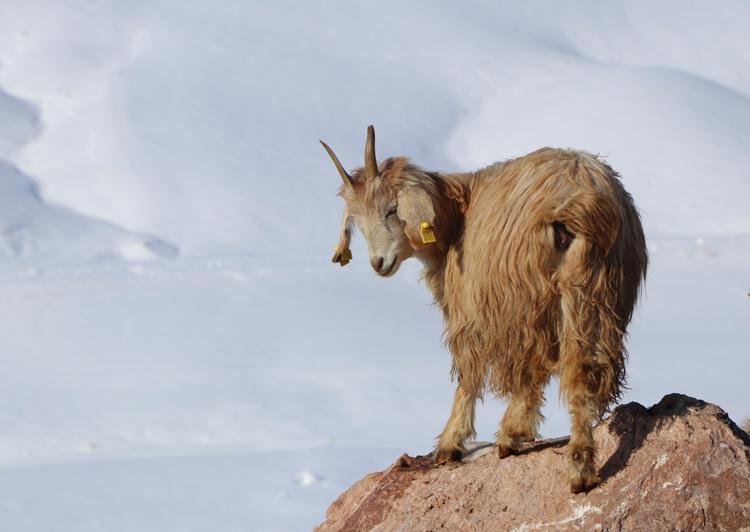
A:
386;206;397;218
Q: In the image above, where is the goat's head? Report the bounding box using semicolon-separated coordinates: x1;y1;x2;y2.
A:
321;125;436;277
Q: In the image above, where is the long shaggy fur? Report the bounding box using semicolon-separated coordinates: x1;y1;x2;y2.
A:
335;146;647;493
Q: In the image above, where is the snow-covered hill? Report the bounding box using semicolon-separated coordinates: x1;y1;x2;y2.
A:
0;81;174;263
0;1;748;530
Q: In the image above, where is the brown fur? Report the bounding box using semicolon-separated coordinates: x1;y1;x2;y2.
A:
326;134;647;493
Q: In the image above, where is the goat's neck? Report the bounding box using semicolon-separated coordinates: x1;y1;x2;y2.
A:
415;171;473;310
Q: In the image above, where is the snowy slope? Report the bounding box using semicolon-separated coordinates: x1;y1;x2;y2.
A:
0;85;175;263
2;0;748;256
0;1;748;531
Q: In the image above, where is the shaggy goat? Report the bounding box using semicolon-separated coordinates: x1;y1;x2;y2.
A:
321;126;647;493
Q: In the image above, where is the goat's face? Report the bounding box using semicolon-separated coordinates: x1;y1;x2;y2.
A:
343;179;414;277
321;126;435;277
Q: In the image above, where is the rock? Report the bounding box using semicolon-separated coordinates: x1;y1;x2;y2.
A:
317;394;750;531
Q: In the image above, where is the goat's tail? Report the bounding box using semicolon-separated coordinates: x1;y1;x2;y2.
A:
551;188;622;256
551;185;633;412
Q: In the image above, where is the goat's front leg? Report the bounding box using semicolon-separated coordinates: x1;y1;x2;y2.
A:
434;383;476;464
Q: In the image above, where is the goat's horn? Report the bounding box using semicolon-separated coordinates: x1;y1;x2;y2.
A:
320;140;353;188
364;124;379;180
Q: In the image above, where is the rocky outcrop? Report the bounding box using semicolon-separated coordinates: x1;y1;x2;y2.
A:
317;394;750;531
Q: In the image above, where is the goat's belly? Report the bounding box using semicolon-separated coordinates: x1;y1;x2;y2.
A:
446;237;563;366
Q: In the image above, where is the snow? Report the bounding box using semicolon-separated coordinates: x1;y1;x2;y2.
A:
0;1;748;530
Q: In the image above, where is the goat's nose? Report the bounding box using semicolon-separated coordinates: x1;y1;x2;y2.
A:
371;256;384;272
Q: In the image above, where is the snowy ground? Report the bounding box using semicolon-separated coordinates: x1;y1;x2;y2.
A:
0;1;748;530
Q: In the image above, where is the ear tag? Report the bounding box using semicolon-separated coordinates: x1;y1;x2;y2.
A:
419;221;436;244
335;246;352;266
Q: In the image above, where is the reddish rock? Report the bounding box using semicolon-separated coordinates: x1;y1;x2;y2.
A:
317;394;750;531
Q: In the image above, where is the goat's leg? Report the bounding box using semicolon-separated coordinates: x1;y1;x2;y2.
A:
558;288;609;493
556;239;627;493
558;311;602;493
560;368;601;493
495;383;546;458
558;292;623;491
434;383;476;463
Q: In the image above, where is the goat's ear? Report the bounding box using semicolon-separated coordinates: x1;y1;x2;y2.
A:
397;185;436;250
332;207;353;266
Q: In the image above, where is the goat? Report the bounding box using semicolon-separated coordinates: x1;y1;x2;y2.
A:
321;126;647;493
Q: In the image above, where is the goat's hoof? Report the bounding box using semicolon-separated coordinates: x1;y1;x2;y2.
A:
570;477;598;494
568;446;598;493
433;448;463;465
569;466;599;493
497;444;516;459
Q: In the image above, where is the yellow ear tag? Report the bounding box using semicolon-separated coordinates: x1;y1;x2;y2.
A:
419;221;436;244
335;246;352;266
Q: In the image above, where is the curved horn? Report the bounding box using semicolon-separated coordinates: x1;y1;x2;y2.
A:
320;140;353;188
364;124;379;180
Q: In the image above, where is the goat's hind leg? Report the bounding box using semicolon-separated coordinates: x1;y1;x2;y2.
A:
558;297;622;492
558;270;626;492
562;382;600;493
495;378;546;458
559;323;603;492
